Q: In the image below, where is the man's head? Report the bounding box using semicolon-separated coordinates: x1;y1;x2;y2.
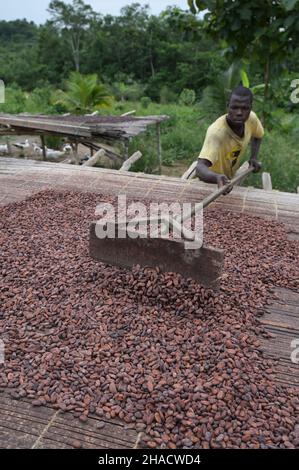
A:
227;86;253;124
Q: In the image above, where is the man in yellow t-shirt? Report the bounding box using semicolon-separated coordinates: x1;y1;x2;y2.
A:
195;85;264;194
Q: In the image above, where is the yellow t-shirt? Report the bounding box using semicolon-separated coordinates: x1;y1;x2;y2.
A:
198;111;264;178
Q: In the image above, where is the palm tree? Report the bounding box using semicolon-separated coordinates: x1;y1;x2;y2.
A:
54;72;112;114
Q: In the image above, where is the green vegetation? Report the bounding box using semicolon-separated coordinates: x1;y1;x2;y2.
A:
53;72;112;114
0;1;298;192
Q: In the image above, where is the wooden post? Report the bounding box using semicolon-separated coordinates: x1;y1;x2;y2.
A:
156;122;162;175
262;172;272;191
72;140;80;164
6;139;12;155
234;161;250;186
124;140;129;160
41;135;47;161
181;161;197;180
121;110;136;117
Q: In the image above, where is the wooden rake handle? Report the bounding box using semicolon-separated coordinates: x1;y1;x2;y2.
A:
201;165;255;210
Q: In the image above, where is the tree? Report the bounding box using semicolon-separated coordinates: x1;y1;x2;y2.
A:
38;22;73;85
48;0;96;72
188;1;299;121
0;20;40;90
53;72;112;114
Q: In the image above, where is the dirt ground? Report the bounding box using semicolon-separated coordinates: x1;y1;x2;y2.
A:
162;161;191;178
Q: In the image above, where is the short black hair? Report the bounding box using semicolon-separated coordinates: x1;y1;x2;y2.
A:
230;85;253;103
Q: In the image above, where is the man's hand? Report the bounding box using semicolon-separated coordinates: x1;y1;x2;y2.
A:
249;159;262;173
196;159;232;194
250;137;263;173
216;174;233;195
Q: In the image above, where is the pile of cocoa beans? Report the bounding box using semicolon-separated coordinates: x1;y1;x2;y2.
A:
0;190;298;449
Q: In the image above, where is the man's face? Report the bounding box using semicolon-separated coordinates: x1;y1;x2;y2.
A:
227;94;252;124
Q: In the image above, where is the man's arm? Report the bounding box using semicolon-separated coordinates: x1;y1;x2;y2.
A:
249;137;262;172
196;158;232;194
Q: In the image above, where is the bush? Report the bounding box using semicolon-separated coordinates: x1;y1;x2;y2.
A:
0;84;26;113
112;81;145;102
179;88;196;106
140;96;151;109
0;84;58;115
160;86;178;104
24;86;56;114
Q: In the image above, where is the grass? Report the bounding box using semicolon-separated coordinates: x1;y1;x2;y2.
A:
243;130;299;192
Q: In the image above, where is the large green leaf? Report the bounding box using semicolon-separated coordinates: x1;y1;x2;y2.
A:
240;69;250;88
53;71;111;113
251;84;266;95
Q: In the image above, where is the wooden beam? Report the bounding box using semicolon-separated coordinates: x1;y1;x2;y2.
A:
121;110;136;117
82;148;105;167
120;151;142;171
82;140;123;160
0;114;170;143
0;116;92;138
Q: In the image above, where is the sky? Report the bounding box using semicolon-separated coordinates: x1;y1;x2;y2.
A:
0;0;190;24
